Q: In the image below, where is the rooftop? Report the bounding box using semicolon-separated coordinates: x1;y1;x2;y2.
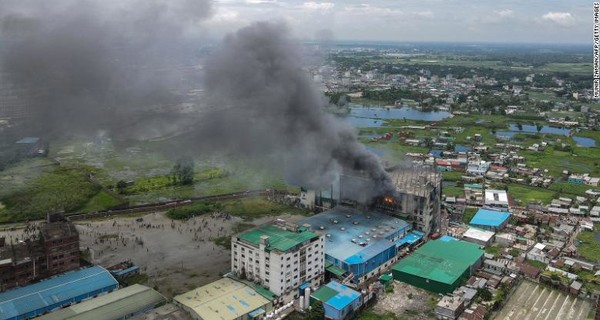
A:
0;266;118;320
238;224;319;252
470;209;510;228
41;221;78;240
392;239;483;285
174;278;270;320
463;228;495;242
389;166;441;197
484;189;509;204
300;207;410;262
311;281;360;311
37;284;165;320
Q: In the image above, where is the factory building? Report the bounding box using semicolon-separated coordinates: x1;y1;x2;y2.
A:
0;215;80;291
392;239;484;294
301;207;417;284
310;281;362;320
469;209;510;232
0;266;119;320
174;277;273;320
37;284;165;320
374;167;442;235
231;221;324;301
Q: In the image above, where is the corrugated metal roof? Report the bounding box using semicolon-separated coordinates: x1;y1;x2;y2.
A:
311;281;360;311
0;266;118;320
37;284;164;320
174;278;270;320
238;224;319;252
392;240;483;285
470;209;510;227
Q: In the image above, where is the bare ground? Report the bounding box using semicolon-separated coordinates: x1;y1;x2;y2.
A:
75;212;305;298
372;281;438;319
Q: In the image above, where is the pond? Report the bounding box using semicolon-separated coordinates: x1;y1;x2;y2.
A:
454;144;472;153
507;124;571;136
342;105;452;128
573;136;596;148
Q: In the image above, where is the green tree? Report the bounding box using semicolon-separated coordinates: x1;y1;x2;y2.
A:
116;180;127;194
306;302;324;320
477;287;493;301
172;157;195;185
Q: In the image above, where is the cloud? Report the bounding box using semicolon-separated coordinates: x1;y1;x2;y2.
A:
496;9;513;18
245;0;277;4
301;2;334;10
413;10;433;18
542;12;575;27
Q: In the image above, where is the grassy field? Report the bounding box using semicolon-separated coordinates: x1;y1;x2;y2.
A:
463;207;478;224
577;231;600;263
442;185;464;197
0;165;100;221
537;62;591;75
507;184;556;205
220;197;309;221
79;190;123;212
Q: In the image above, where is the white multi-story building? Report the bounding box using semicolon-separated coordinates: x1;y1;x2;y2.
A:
231;223;324;301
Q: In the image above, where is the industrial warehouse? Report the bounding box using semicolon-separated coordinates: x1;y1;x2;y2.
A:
301;207;421;284
391;239;484;294
0;266;119;320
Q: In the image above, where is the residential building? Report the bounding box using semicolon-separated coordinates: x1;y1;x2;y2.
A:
435;296;465;320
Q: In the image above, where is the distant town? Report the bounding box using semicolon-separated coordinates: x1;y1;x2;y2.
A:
0;38;598;320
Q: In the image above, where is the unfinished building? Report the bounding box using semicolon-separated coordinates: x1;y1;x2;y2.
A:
0;215;80;291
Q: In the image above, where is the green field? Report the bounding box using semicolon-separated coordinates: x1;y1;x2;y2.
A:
577;231;600;263
537;62;591;75
508;184;556;205
79;190;123;212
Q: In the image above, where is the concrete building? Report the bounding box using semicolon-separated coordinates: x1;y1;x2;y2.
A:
0;215;80;291
174;277;273;320
392;239;484;294
301;208;414;284
484;190;509;210
231;222;324;300
0;266;119;320
377;167;442;234
38;284;165;320
462;228;495;247
435;295;465;320
310;281;362;320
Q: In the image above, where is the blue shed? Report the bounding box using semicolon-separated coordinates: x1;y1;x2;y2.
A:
0;266;119;320
311;281;361;320
469;209;510;231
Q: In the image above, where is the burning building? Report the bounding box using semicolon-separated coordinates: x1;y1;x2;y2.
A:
340;166;442;235
378;166;442;235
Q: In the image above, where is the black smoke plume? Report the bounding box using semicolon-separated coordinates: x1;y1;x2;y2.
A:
200;22;396;198
0;0;212;135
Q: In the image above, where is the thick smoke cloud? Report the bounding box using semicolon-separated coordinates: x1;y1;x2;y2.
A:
202;22;396;197
0;0;211;134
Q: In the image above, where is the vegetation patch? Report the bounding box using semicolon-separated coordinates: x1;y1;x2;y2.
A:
577;231;600;263
80;190;123;212
166;202;223;220
1;165;99;220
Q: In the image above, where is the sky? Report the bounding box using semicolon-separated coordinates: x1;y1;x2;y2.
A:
202;0;590;44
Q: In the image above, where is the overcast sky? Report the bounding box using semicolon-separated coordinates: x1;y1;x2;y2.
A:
201;0;589;44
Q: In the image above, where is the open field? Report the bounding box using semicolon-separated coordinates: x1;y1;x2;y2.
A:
370;280;437;320
508;184;556;205
493;280;593;320
75;211;307;298
576;231;600;263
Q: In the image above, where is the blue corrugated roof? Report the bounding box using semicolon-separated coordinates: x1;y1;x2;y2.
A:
439;235;459;242
345;240;395;264
15;137;39;144
0;266;118;320
470;209;510;227
322;281;360;311
395;231;425;247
